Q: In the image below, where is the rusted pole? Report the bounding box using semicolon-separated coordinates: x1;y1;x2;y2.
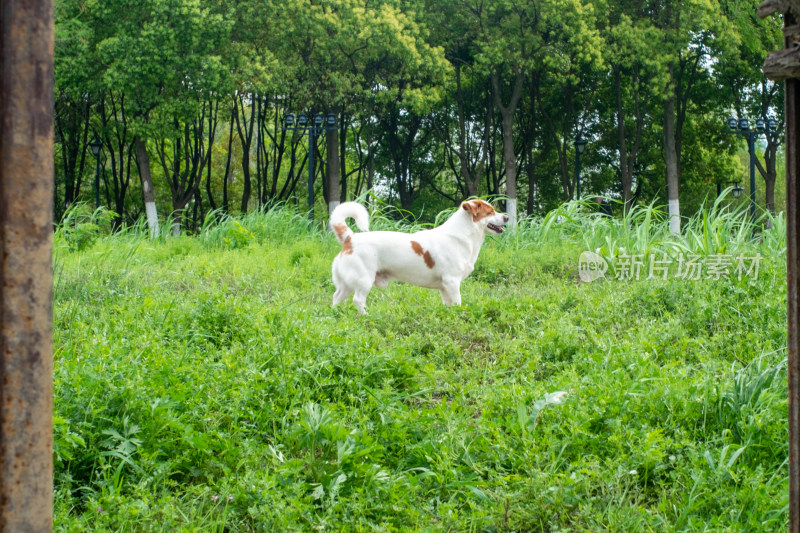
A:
0;0;55;531
785;12;800;533
757;1;800;526
788;71;800;533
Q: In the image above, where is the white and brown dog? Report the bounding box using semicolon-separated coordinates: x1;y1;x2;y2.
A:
329;199;509;314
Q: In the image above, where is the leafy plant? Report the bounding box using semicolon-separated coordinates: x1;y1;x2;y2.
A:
55;203;118;251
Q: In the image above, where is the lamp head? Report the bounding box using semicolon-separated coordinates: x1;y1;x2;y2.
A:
89;137;103;157
768;118;779;131
575;136;588;155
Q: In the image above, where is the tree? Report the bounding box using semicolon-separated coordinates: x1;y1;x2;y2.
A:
61;0;233;234
599;10;667;214
154;103;219;234
466;0;602;224
52;0;778;227
54;0;102;217
656;0;731;233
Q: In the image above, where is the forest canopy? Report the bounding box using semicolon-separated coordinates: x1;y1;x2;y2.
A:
54;0;785;232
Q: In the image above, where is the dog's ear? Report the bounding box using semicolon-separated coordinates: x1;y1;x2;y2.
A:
461;200;478;218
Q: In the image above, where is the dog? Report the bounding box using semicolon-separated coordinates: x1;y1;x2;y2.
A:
329;199;509;314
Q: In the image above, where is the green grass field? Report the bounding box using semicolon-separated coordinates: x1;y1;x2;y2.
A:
53;200;788;531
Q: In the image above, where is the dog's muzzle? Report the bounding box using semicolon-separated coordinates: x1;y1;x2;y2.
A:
488;223;505;234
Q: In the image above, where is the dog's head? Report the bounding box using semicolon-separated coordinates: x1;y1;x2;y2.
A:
461;199;509;235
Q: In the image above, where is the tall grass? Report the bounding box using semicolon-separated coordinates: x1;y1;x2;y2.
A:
502;192;784;281
52;197;788;531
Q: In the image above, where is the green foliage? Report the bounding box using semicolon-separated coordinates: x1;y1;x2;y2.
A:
54;203;788;530
53;0;788;231
55;204;118;252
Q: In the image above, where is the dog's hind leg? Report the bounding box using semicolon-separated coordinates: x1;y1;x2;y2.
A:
333;286;353;307
352;281;372;314
331;259;354;308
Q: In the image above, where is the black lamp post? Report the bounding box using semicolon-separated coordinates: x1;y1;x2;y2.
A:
283;112;339;219
88;137;103;209
725;115;780;221
574;135;588;200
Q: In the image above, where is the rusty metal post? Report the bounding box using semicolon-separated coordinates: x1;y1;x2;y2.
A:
757;1;800;527
0;0;55;531
782;11;800;533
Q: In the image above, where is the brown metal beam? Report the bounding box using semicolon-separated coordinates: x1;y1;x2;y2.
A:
760;3;800;528
789;80;800;533
786;14;800;533
0;0;54;531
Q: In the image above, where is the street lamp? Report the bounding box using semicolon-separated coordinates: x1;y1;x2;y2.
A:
574;135;588;200
88;136;103;209
717;180;744;199
283;112;339;218
725;115;781;221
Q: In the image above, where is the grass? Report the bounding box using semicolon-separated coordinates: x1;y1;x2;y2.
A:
53;199;788;531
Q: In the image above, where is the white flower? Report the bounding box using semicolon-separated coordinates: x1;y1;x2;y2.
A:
545;391;568;405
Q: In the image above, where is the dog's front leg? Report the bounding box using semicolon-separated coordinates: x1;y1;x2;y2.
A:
439;277;462;307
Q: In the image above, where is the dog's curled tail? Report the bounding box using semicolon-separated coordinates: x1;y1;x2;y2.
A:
329;201;369;245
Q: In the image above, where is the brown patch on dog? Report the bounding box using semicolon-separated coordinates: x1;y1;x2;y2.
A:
423;250;435;268
462;201;479;219
461;199;496;222
333;222;349;244
410;240;435;269
341;235;353;255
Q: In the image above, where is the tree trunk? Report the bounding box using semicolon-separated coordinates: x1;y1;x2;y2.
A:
367;145;375;209
491;71;524;226
223;104;235;213
327;126;340;213
558;146;572;201
615;66;634;215
757;134;780;215
756;142;778;218
501;111;517;221
766;173;776;213
99;92;133;226
134;134;159;238
339;117;348;202
664;65;680;234
454;65;482;198
526;145;536;215
205;143;216;212
234;95;255;213
255;98;263;209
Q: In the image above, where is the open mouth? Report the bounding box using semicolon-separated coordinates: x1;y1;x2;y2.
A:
487;223;505;234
